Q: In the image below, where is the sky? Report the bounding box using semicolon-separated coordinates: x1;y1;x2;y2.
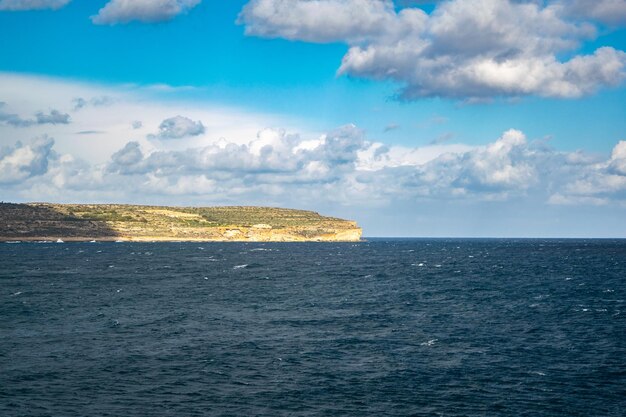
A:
0;0;625;237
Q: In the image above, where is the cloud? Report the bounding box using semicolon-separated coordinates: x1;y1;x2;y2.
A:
551;140;626;204
0;109;33;127
556;0;626;27
433;129;536;194
108;141;145;174
91;0;202;25
0;136;55;184
72;96;114;110
238;0;407;43
0;104;70;127
239;0;626;100
0;72;292;165
148;115;205;139
101;126;626;206
609;141;626;175
72;97;87;110
0;0;70;11
76;130;105;135
35;109;70;124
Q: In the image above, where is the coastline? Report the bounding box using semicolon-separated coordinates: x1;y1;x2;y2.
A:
0;203;363;243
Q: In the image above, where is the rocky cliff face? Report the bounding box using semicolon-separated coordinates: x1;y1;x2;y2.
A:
0;203;362;242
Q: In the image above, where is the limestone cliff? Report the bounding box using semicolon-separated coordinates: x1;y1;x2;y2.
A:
0;203;362;242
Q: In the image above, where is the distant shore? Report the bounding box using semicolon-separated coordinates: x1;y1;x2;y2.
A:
0;203;362;242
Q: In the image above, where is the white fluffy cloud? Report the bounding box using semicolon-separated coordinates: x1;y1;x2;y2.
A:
0;0;70;10
609;141;626;175
550;139;626;205
0;136;55;184
239;0;626;100
238;0;421;43
91;0;202;25
6;124;618;208
148;115;205;140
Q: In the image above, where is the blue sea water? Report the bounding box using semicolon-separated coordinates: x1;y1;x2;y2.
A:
1;239;625;416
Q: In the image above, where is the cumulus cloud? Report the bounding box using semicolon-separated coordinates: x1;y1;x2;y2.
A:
239;0;626;100
432;129;536;194
2;125;626;229
238;0;413;43
0;136;55;184
0;104;70;127
609;141;626;175
102;125;626;205
91;0;202;25
148;115;205;139
0;0;70;10
108;141;145;175
551;140;626;205
556;0;626;27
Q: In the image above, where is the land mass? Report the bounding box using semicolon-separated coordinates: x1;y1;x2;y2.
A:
0;203;362;242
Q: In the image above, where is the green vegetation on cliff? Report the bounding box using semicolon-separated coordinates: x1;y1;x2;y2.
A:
0;203;362;242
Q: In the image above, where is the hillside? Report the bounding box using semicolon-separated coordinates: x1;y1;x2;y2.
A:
0;203;362;242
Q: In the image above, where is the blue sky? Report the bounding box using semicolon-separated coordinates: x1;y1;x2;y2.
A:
1;0;626;237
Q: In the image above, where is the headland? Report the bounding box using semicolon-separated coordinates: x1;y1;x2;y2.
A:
0;203;362;242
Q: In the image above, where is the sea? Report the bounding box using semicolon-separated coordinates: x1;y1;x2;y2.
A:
1;239;625;416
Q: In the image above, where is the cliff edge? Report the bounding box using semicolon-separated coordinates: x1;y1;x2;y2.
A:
0;203;362;242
